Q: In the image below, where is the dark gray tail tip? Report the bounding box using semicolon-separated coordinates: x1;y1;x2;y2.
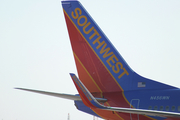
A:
14;88;23;90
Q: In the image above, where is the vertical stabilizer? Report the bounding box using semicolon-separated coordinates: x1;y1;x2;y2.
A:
62;1;134;92
62;1;177;92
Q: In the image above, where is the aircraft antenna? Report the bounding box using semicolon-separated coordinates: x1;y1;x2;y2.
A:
67;113;70;120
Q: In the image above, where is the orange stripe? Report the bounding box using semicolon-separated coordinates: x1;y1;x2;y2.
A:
73;52;102;93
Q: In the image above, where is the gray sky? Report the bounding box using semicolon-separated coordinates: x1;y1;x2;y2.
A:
0;0;180;120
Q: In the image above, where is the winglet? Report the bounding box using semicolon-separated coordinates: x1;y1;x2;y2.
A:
70;73;104;108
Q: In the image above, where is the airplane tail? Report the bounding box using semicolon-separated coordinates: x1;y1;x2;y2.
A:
62;0;177;93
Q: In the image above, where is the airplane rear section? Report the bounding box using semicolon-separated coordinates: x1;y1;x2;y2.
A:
16;1;180;120
73;84;180;120
62;1;180;120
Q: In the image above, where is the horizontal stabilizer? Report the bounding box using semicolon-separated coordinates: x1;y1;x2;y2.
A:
69;73;180;118
15;88;107;103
